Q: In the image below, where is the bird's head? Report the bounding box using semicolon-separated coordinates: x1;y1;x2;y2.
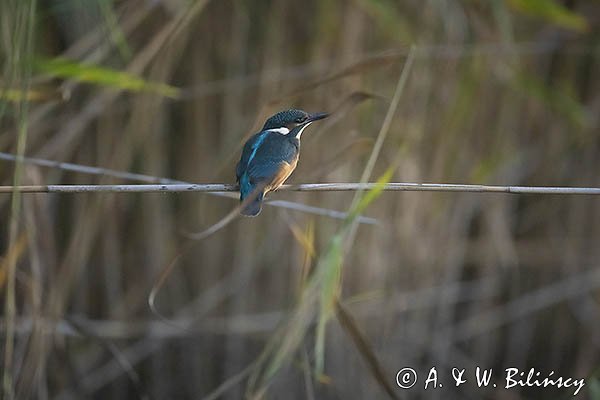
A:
262;109;329;138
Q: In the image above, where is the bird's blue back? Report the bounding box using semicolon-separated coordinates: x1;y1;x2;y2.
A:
236;130;299;197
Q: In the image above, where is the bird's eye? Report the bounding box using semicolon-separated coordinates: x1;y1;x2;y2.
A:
295;117;307;123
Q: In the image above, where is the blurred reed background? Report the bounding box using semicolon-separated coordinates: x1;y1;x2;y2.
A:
1;0;600;399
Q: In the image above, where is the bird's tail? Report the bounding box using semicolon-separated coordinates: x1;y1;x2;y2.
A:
240;189;264;217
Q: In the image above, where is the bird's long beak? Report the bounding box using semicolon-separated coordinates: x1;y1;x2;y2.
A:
307;112;329;122
291;112;329;139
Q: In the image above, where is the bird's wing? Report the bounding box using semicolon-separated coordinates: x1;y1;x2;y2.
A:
236;132;265;182
246;134;299;190
247;159;291;180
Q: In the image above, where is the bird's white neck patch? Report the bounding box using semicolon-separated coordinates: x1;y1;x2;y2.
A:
269;127;290;135
295;122;312;139
268;122;312;139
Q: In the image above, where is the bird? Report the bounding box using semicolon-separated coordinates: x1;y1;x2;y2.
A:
236;109;329;216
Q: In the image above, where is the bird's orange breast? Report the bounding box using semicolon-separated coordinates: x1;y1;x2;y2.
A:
266;157;298;193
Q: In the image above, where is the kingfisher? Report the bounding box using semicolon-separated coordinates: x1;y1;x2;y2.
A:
236;109;329;216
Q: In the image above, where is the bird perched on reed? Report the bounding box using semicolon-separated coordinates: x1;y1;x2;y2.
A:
236;109;329;216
